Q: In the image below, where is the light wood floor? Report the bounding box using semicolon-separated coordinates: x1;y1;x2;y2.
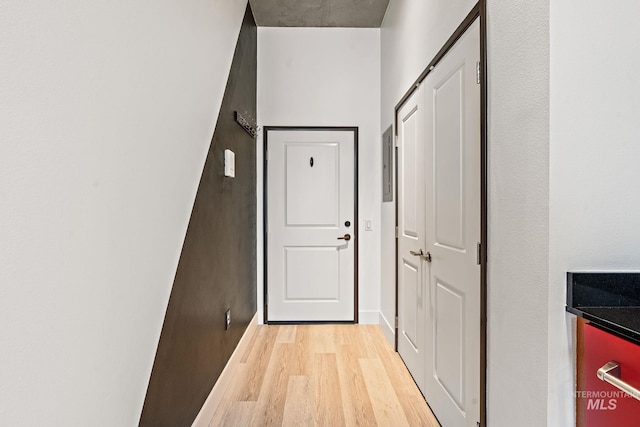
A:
209;324;440;427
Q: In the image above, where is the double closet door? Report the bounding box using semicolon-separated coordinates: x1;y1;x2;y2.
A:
397;19;481;427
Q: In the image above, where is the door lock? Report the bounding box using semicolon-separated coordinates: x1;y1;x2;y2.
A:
409;249;432;262
337;233;352;241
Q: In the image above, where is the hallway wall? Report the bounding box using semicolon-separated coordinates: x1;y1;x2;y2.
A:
257;27;382;324
486;1;550;425
139;6;257;426
0;0;249;425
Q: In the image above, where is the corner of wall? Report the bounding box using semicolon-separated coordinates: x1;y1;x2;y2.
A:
379;312;395;346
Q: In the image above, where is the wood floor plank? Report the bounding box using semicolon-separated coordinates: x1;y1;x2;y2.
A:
293;324;310;369
218;401;255;427
335;344;378;427
281;375;314;426
365;326;440;426
276;325;297;343
250;343;293;426
335;324;358;346
208;363;249;427
236;325;279;401
314;352;346;427
357;324;384;359
286;326;311;377
335;325;370;359
307;324;338;354
359;358;411;427
209;324;440;427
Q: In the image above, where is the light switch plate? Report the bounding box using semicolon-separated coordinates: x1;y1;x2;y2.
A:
224;149;235;177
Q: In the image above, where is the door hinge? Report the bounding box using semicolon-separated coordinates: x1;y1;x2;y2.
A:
395;226;399;238
477;422;481;427
476;242;482;265
476;61;481;84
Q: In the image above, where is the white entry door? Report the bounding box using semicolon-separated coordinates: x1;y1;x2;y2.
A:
423;20;481;427
397;87;427;394
266;128;356;322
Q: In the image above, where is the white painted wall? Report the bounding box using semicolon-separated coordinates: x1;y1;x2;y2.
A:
487;1;550;425
549;2;640;425
381;0;551;425
257;27;381;324
0;1;248;425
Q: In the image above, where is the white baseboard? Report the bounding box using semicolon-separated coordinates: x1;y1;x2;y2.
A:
379;312;395;347
192;313;258;427
358;310;380;325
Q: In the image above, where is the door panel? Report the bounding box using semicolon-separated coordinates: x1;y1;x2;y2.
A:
424;19;481;427
397;88;427;394
434;66;465;251
267;129;356;322
402;107;420;238
434;277;465;411
401;259;420;348
284;247;339;300
285;143;339;226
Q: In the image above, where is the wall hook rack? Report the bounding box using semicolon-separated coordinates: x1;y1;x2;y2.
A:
234;111;259;139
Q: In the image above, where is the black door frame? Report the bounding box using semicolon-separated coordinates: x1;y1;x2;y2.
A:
263;126;359;324
393;2;488;425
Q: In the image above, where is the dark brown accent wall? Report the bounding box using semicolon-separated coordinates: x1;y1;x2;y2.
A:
139;6;257;427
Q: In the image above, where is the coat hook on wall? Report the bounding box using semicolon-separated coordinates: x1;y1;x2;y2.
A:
310;157;314;167
234;111;259;139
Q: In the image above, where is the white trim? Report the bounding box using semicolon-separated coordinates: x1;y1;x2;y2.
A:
191;313;258;427
358;310;380;325
379;312;395;347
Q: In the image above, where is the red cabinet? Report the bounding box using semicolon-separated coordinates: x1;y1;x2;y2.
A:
579;321;640;426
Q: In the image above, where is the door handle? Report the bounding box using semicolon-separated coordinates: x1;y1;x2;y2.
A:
410;249;432;262
337;234;351;241
597;361;640;400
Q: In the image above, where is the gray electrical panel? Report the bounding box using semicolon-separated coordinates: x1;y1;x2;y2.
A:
382;125;393;202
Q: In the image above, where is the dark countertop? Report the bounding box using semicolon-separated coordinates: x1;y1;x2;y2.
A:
566;272;640;345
